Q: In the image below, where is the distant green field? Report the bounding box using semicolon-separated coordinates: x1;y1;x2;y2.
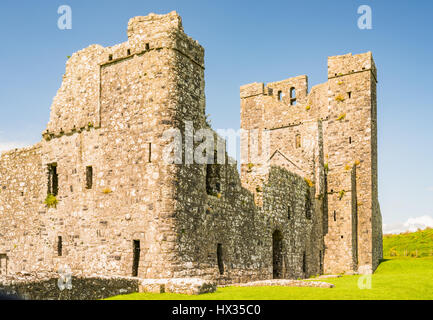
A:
107;230;433;300
383;228;433;258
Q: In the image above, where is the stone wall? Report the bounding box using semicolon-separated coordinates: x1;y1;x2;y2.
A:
0;145;45;274
0;11;382;288
0;273;139;300
240;52;382;274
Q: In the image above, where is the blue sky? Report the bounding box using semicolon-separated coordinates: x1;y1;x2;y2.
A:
0;0;432;229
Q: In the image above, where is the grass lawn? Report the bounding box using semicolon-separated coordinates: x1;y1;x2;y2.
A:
107;257;433;300
383;228;433;257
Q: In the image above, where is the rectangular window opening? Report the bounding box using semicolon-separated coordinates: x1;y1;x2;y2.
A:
86;166;93;189
217;243;224;275
57;236;62;256
302;252;307;273
48;163;58;196
132;240;141;277
295;134;301;149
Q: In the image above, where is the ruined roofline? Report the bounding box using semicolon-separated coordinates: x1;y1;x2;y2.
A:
44;11;204;138
0;143;42;157
240;52;377;99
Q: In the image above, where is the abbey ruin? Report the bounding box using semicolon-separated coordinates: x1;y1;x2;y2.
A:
0;12;382;285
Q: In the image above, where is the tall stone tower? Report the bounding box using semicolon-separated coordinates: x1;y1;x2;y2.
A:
239;52;382;274
324;52;382;274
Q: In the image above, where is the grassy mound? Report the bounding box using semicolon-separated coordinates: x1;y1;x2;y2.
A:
383;228;433;258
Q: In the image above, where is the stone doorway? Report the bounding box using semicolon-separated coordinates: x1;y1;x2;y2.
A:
132;240;140;277
272;230;283;279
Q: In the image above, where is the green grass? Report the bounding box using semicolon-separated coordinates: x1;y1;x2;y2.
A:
383;228;433;258
107;230;433;300
106;257;433;300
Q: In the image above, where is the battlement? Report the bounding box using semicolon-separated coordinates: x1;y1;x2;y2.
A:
127;11;184;39
328;52;377;81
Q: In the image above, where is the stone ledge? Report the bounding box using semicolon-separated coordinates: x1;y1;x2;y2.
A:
221;279;334;289
139;278;217;295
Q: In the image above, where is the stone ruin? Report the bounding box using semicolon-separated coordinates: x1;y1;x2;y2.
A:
0;11;382;297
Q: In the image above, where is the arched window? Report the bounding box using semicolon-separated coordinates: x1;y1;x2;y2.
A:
290;87;297;105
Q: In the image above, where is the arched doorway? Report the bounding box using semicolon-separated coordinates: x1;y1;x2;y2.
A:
272;230;283;279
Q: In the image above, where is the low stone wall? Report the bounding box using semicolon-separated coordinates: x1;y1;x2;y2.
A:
0;273;139;300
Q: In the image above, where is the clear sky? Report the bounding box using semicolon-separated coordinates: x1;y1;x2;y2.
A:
0;0;432;229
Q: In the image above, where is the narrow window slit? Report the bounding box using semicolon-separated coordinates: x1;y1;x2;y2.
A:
48;163;58;196
57;236;62;256
217;244;224;275
86;166;93;189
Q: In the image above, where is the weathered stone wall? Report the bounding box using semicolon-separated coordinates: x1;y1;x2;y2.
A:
0;11;381;288
0;273;139;300
0;145;46;274
240;52;382;274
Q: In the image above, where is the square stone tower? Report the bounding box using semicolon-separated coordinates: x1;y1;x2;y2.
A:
240;52;382;274
324;52;382;274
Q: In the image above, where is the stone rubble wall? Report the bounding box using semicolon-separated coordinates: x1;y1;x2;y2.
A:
0;272;139;300
0;145;46;274
240;52;382;274
0;11;381;289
